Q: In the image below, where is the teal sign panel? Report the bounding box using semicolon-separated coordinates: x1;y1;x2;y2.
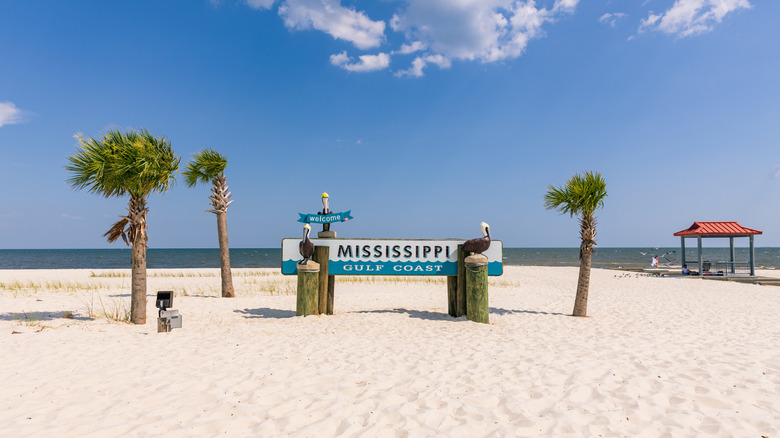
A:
281;238;502;276
297;211;353;224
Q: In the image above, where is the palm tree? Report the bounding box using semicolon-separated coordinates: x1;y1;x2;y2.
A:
544;171;607;317
67;129;179;324
182;149;234;298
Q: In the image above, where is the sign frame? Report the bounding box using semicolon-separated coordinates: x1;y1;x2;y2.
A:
282;238;502;276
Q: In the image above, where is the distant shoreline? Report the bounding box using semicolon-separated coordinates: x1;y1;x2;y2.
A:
2;247;779;270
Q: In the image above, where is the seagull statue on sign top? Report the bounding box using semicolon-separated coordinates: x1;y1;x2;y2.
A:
299;224;314;265
463;222;491;255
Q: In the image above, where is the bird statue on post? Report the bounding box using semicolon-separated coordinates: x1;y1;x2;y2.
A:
320;192;330;232
299;224;314;264
463;222;491;255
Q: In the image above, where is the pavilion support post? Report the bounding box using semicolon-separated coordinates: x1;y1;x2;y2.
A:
697;237;703;276
749;235;755;276
681;237;686;269
729;237;736;274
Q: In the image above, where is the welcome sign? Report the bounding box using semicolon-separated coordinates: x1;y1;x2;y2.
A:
281;238;503;276
297;211;353;224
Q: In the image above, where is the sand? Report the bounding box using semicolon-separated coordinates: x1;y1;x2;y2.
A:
1;266;778;437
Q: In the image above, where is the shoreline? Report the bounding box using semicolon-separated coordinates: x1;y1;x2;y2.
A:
2;266;778;436
3;247;780;271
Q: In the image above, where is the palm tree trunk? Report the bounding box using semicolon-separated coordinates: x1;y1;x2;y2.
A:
128;196;148;324
209;176;234;298
573;247;592;317
573;214;597;317
216;211;234;297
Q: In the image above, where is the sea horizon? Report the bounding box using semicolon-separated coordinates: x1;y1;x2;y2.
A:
2;247;778;270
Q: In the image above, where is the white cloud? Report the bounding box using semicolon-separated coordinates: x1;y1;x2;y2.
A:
395;57;426;77
774;167;780;179
0;101;26;127
330;51;390;72
391;0;577;65
279;0;385;49
599;12;627;27
553;0;578;14
240;0;582;77
396;41;425;55
639;0;751;37
395;54;452;77
61;213;84;220
246;0;275;9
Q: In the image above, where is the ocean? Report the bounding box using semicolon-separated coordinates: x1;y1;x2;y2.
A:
1;247;779;270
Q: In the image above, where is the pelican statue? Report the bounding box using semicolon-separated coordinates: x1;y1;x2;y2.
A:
463;222;491;255
321;192;329;214
320;192;331;232
299;224;314;264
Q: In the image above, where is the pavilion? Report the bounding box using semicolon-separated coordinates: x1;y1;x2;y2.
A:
674;221;762;276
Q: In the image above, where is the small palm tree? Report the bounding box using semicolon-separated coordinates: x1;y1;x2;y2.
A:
67;129;179;324
544;171;607;317
182;149;234;297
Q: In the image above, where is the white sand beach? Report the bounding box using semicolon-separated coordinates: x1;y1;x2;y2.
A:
1;267;778;437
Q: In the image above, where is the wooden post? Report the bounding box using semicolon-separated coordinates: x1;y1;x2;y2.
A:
465;254;489;324
456;245;467;317
447;276;458;317
318;230;336;314
326;275;335;315
296;262;319;316
314;246;329;315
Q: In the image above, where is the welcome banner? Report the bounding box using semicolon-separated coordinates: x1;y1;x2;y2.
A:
297;211;353;224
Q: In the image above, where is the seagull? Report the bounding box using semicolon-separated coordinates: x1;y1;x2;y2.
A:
299;224;314;264
463;222;491;255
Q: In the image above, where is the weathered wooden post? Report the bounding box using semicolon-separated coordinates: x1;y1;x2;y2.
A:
314;245;329;315
317;231;337;315
317;192;338;315
296;261;319;316
447;275;458;317
456;244;467;317
326;273;335;315
465;254;489;324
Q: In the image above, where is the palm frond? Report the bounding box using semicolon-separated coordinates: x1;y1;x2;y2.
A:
544;171;607;217
66;129;180;199
182;149;227;187
103;217;131;245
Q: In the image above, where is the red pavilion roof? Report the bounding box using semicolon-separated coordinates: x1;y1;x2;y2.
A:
673;221;762;237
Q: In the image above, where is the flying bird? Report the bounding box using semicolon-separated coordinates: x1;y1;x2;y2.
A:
463;222;491;255
299;224;314;264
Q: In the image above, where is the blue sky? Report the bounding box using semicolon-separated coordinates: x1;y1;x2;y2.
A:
1;0;778;249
